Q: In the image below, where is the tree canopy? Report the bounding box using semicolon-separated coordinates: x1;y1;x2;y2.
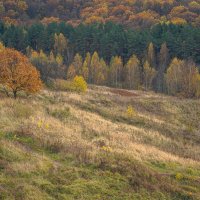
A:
0;47;42;98
1;0;200;29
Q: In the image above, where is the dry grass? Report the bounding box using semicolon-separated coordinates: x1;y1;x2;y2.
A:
0;85;200;199
1;87;200;166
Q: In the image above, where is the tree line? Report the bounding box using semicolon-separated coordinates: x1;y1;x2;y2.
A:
1;21;200;65
65;47;200;98
28;40;200;98
0;21;200;97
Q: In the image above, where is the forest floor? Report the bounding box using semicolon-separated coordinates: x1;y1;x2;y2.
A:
0;85;200;200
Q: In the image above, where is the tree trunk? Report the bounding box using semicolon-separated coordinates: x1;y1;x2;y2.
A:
13;90;17;99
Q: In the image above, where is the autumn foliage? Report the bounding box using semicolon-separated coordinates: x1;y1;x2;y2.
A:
67;46;200;98
166;58;200;98
1;0;200;28
72;76;88;93
0;48;42;98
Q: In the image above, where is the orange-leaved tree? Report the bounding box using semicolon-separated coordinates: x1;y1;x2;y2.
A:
0;48;42;98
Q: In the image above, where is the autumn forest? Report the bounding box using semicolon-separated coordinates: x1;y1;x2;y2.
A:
1;0;200;28
0;0;200;98
0;20;200;97
1;1;200;200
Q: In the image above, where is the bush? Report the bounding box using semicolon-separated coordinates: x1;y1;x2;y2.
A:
72;76;87;93
51;76;87;93
126;105;136;118
175;173;184;181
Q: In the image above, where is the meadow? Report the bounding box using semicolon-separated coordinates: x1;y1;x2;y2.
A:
0;86;200;200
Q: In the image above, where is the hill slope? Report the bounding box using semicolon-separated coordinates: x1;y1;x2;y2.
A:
0;86;200;199
1;0;200;28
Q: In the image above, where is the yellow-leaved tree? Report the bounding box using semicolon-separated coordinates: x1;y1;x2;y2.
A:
67;53;83;80
143;61;157;90
166;58;200;98
109;56;123;87
124;54;141;89
72;76;87;93
54;33;68;55
0;48;42;98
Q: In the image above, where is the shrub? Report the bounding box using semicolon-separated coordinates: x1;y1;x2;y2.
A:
175;173;184;181
52;77;87;93
126;105;136;118
72;76;87;93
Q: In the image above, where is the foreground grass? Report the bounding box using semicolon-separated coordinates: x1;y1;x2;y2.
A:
0;86;200;199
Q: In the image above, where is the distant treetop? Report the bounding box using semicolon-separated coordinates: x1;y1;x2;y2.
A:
1;0;200;28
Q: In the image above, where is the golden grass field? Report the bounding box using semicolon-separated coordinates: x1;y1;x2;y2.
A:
0;85;200;200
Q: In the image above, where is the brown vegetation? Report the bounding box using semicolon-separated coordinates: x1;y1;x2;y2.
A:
0;48;42;98
1;0;200;28
0;85;200;199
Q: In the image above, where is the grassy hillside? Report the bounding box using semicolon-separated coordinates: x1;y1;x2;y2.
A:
0;86;200;200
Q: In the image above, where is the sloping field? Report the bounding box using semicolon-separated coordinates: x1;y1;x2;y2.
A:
0;86;200;200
